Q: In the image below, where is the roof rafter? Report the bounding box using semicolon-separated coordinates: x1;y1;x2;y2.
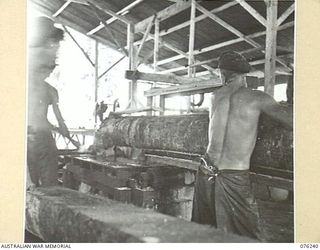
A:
85;0;132;25
53;0;72;17
87;0;145;36
157;21;294;67
277;3;295;26
133;1;238;47
135;0;191;33
235;0;267;27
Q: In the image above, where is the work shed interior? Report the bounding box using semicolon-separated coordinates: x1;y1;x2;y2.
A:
26;0;294;243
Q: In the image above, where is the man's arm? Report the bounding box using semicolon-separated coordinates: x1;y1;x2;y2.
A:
49;86;70;137
256;91;293;130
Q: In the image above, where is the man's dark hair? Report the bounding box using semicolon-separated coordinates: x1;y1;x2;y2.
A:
218;51;251;74
29;16;64;47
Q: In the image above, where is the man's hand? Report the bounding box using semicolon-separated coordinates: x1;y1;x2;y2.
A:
58;123;70;138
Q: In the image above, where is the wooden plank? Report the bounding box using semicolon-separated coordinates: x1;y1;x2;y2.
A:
250;173;293;190
235;0;267;27
264;0;278;96
144;81;222;97
87;0;145;35
114;107;161;115
135;0;191;33
145;154;199;171
277;3;295;26
125;70;219;85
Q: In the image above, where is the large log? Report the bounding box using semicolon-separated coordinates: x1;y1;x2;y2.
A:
94;110;293;171
25;187;256;242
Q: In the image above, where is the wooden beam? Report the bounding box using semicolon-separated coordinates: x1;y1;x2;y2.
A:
145;154;199;171
277;3;295;26
127;23;138;108
264;0;278;96
94;41;99;124
188;0;196;77
88;3;128;56
156;21;294;66
172;2;291;72
144;81;222;98
85;0;132;25
98;55;126;79
235;0;267;27
53;0;72;17
135;0;191;33
125;70;219;85
159;96;165;115
62;25;95;67
87;0;145;36
134;15;156;63
154;18;160;72
196;3;262;49
133;1;238;47
114;107;161;115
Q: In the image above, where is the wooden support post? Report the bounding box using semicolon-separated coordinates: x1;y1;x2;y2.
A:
154;18;160;72
147;96;153;116
94;41;99;125
159;95;165;116
264;0;278;96
152;18;160;116
127;23;137;108
186;0;196;113
188;0;196;77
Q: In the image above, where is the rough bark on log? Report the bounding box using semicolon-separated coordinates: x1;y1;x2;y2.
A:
25;187;256;242
95;110;293;171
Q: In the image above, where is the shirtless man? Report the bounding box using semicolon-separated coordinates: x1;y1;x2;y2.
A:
191;51;293;239
27;17;76;187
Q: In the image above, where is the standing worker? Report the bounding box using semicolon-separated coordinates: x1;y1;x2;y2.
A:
191;51;293;239
27;16;78;188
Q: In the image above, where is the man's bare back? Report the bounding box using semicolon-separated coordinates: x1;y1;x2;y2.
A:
207;79;292;171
